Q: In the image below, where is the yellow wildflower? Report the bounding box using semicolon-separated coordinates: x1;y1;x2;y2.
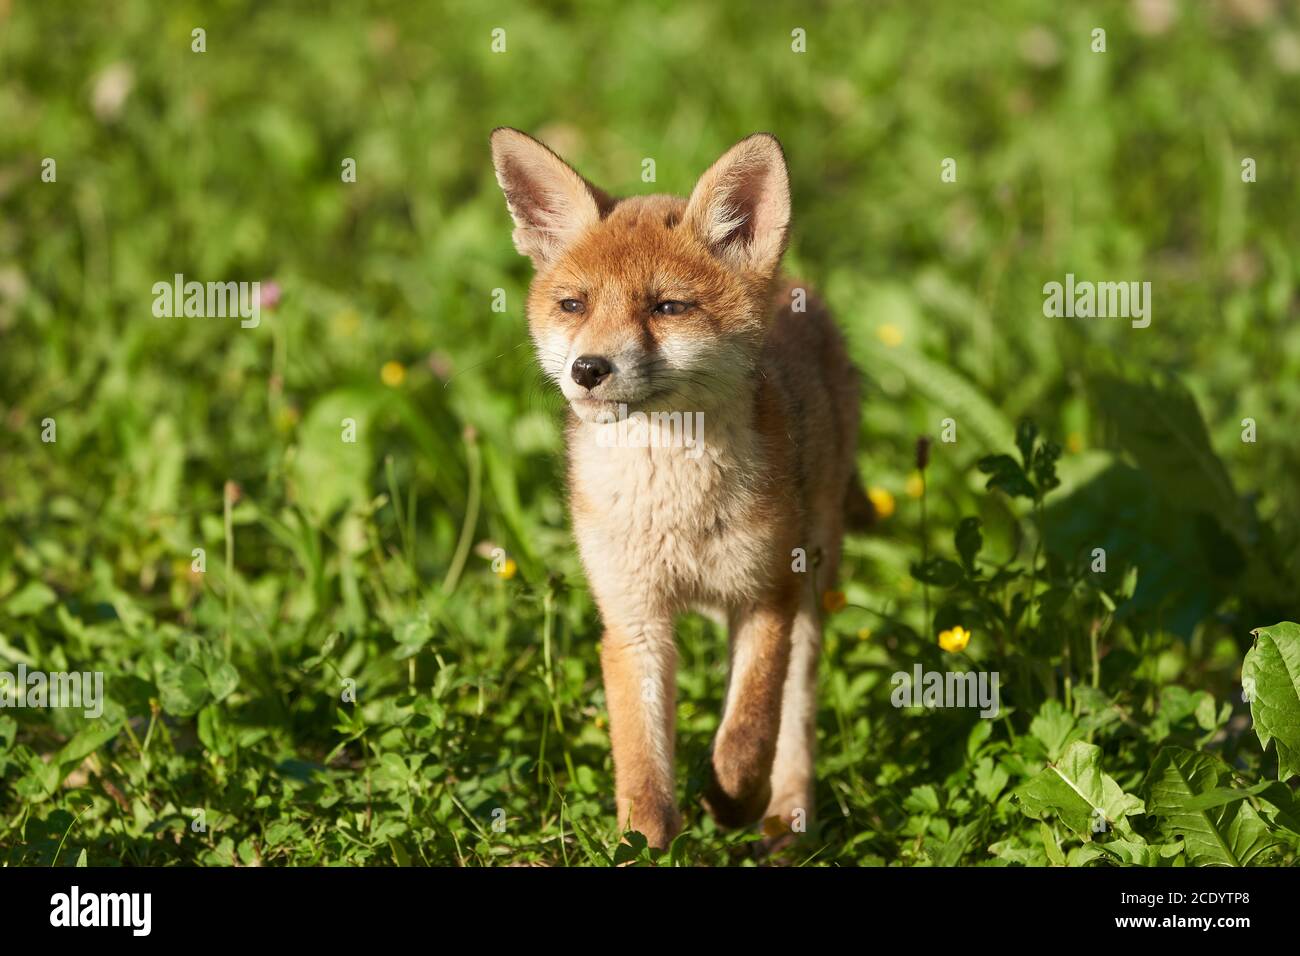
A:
938;625;971;653
867;487;896;520
381;361;406;387
876;323;904;347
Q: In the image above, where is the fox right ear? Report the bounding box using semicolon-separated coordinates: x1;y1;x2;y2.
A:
490;128;610;267
684;133;791;278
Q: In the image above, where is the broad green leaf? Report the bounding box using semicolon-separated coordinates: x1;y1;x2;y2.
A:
56;719;125;771
973;757;1009;802
903;784;941;815
158;663;210;716
1067;843;1110;867
1253;781;1300;838
1176;782;1273;812
1088;371;1244;538
4;580;57;617
1242;622;1300;781
207;662;240;702
1040;821;1066;865
1042;461;1224;637
988;837;1049;867
1014;740;1144;839
1029;699;1079;761
1099;838;1183;867
1144;747;1280;866
612;830;648;865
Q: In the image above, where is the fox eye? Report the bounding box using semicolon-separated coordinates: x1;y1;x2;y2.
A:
559;299;585;314
652;301;690;316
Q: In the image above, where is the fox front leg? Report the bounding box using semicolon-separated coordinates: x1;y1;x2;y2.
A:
599;621;681;849
704;601;795;828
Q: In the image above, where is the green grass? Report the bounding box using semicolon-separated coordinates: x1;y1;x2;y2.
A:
1;0;1299;866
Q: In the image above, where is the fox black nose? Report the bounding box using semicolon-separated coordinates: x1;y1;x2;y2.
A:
571;355;612;390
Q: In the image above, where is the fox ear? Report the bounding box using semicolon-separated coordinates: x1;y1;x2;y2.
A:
490;128;610;267
684;133;790;276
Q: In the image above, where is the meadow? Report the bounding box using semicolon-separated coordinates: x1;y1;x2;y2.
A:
1;0;1299;866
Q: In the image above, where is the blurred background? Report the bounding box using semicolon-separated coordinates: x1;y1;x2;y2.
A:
1;0;1298;865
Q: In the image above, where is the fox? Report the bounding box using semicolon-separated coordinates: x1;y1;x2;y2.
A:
490;128;870;849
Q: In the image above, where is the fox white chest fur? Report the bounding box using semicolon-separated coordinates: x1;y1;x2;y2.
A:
491;127;863;848
567;404;772;619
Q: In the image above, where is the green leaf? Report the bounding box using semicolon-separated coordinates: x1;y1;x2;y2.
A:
389;838;411;866
1040;822;1066;866
955;517;983;574
207;662;240;703
903;784;941;815
989;837;1049;867
1088;371;1245;540
1144;747;1280;866
4;580;57;617
667;831;690;867
392;611;437;661
1242;622;1300;781
612;829;649;865
1099;837;1183;867
569;818;611;867
1067;843;1111;867
1029;699;1079;761
973;757;1010;802
1042;461;1223;636
57;719;125;771
158;663;210;716
910;557;963;587
928;816;984;866
1031;440;1062;493
976;454;1036;499
1014;741;1144;839
1253;781;1300;838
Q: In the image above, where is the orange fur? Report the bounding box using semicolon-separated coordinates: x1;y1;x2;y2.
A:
491;128;862;847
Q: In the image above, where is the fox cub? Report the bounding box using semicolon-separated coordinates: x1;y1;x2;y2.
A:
490;128;866;848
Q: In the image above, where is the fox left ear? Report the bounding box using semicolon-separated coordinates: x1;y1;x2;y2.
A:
490;128;612;268
684;133;791;277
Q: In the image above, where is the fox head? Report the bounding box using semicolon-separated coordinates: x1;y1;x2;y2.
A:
490;128;791;421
